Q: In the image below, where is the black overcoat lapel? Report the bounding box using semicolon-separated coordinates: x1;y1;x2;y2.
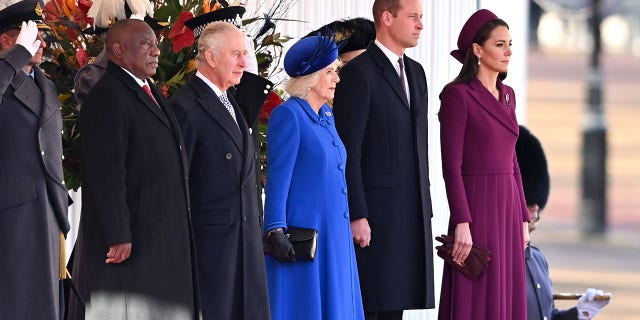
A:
367;43;410;109
11;72;42;117
188;76;244;152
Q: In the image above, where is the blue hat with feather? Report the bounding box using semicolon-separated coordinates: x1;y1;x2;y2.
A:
284;35;339;77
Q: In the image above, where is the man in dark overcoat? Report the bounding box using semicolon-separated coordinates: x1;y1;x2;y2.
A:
0;1;70;318
169;21;270;320
332;0;434;318
68;19;199;319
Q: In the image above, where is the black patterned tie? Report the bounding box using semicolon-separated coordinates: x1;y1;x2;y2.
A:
398;57;408;102
220;91;239;126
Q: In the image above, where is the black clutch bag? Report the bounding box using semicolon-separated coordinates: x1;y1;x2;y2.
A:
263;226;318;262
435;234;491;280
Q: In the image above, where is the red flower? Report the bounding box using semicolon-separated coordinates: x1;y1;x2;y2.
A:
43;0;92;39
76;46;88;67
76;0;94;25
168;11;195;53
259;91;284;122
159;84;170;98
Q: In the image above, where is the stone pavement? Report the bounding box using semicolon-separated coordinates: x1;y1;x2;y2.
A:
526;49;640;320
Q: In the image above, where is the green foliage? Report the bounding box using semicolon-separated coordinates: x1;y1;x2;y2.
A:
42;0;295;191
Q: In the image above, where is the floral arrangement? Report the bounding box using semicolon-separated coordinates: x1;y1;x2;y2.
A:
40;0;296;190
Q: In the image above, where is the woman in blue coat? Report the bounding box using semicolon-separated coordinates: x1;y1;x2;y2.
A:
263;36;365;320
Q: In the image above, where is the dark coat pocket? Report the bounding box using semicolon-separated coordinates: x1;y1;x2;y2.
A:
0;181;36;212
192;210;233;227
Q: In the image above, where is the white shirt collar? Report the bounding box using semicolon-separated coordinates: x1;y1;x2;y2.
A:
25;69;35;79
196;71;224;97
120;67;148;87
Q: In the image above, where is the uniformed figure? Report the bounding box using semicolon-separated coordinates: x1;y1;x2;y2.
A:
517;126;611;320
169;21;270;320
68;19;199;319
0;0;70;318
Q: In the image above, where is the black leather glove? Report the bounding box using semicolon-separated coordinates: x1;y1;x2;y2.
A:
267;228;296;262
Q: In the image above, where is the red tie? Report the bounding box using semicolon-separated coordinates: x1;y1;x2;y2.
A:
142;84;159;106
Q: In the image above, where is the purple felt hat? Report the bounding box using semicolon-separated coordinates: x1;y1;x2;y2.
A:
450;9;498;63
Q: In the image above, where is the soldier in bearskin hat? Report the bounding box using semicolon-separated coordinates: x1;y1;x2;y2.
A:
517;125;611;320
0;0;71;318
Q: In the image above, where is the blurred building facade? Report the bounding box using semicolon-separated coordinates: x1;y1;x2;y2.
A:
532;0;640;55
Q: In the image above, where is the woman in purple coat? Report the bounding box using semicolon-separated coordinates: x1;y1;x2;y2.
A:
438;9;530;320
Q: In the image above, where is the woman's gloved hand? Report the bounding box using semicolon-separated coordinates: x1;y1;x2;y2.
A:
267;228;296;262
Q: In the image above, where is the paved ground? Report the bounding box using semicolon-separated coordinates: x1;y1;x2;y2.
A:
526;49;640;320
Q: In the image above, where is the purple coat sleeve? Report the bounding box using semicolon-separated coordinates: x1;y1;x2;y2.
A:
439;85;473;226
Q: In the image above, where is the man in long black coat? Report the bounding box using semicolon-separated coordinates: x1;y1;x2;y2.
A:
0;3;70;318
68;19;199;319
169;21;270;320
332;0;434;318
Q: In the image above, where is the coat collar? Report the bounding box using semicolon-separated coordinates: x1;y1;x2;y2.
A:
11;70;42;117
290;97;334;126
366;42;410;109
188;76;244;152
106;61;171;129
34;68;61;126
467;77;518;135
10;68;62;125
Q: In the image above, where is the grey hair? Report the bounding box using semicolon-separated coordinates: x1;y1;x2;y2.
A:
284;59;341;99
195;21;242;70
284;72;321;99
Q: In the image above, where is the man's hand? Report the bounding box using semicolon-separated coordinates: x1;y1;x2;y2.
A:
15;21;41;57
106;243;132;264
351;218;371;248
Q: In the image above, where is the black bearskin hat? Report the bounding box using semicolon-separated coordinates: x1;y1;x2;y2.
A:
516;126;550;211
